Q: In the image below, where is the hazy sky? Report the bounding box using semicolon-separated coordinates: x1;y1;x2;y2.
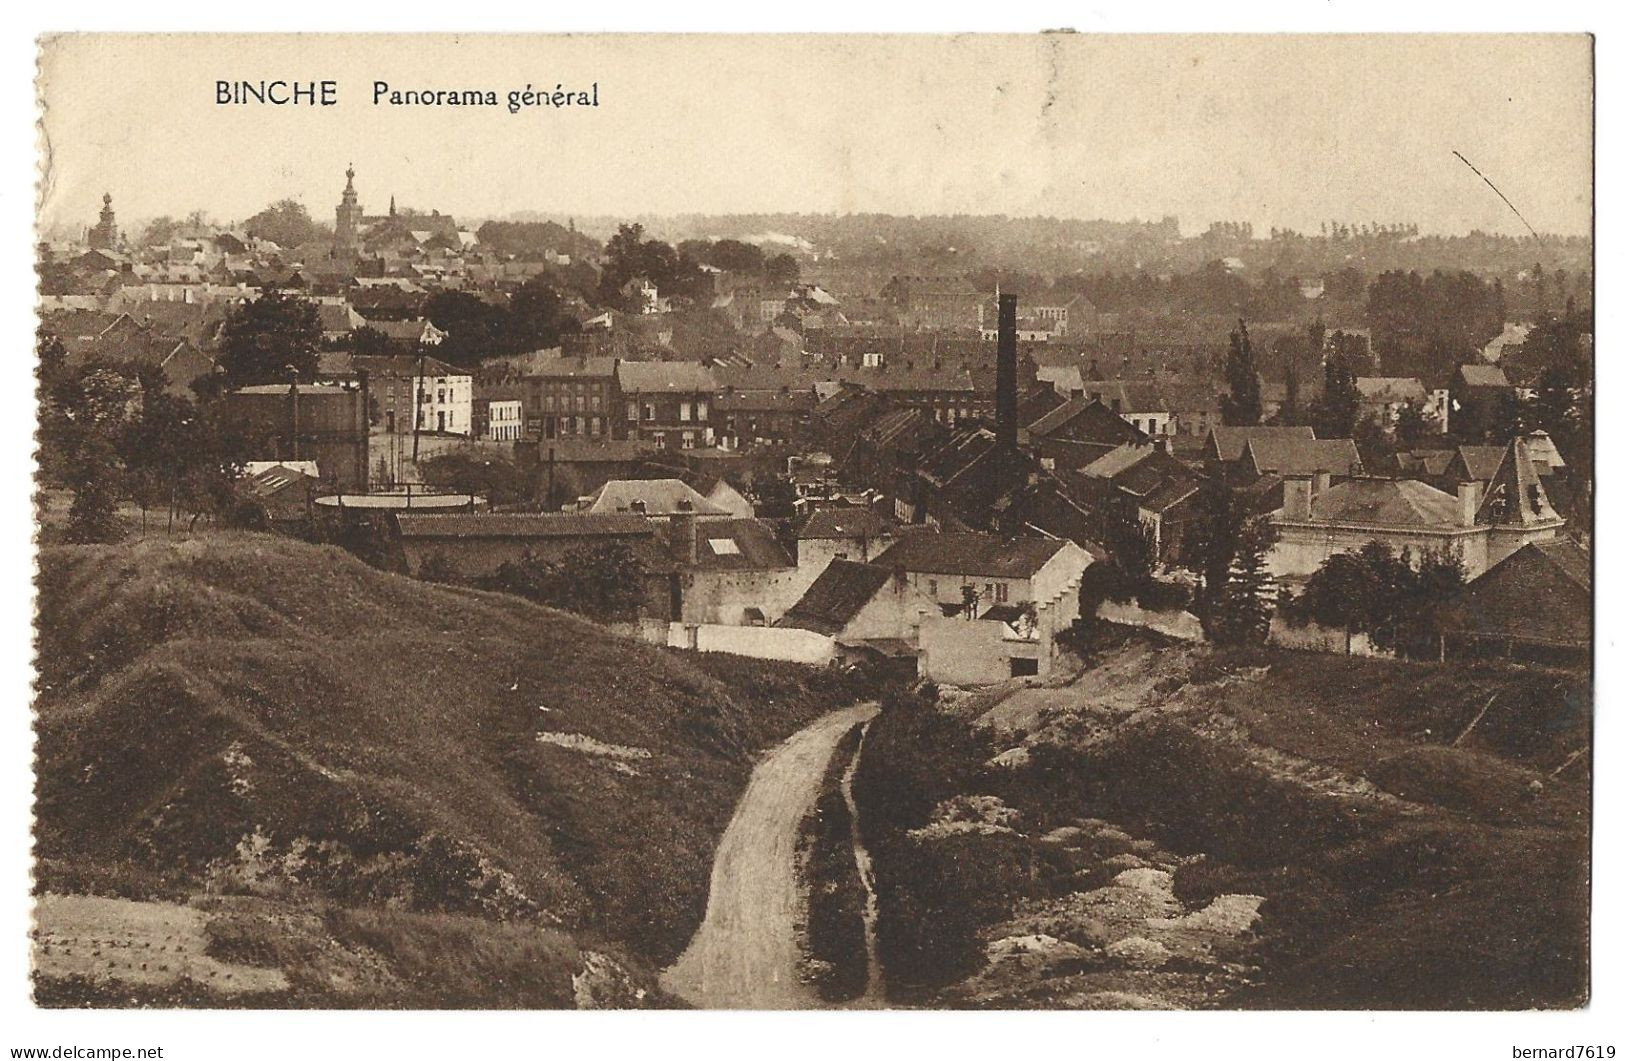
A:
38;34;1593;238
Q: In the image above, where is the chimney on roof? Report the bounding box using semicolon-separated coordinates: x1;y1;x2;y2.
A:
996;293;1018;450
1456;479;1482;527
1283;476;1313;520
671;512;699;566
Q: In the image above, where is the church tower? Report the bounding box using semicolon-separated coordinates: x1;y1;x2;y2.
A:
88;192;118;250
334;165;361;254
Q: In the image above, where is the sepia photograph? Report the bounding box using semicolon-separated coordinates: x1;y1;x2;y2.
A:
25;28;1595;1026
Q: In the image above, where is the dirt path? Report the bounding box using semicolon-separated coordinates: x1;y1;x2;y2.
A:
661;702;878;1009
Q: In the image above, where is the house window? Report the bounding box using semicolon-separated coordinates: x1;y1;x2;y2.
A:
696;400;708;421
590;416;602;437
643;403;656;421
681;431;696;449
994;582;1009;603
627;400;638;421
928;578;938;596
709;538;740;555
679;401;693;422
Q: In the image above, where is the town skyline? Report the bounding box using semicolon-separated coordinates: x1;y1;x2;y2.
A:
38;34;1593;240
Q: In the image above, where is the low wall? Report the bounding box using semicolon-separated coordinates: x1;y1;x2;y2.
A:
667;622;837;665
607;618;670;645
1268;616;1392;658
1097;600;1204;641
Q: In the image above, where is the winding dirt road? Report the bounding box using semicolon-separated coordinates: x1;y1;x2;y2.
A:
661;702;878;1009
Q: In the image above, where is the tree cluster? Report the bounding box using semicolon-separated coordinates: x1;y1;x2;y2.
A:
38;332;255;542
474;542;649;623
243;199;327;250
1367;269;1504;381
217;288;323;387
423;278;582;368
1282;541;1467;658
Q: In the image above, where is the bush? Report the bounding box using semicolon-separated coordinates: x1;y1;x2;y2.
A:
1367;745;1547;821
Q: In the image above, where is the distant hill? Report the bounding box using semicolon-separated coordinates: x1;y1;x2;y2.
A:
34;533;868;1005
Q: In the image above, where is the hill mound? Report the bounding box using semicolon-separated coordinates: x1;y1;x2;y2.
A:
34;532;868;1003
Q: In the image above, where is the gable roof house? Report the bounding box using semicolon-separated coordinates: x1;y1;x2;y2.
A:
793;506;896;580
1203;424;1317;464
1242;436;1363;481
63;327;216;398
1355;376;1435;427
1448;538;1590;666
666;514;808;627
1268;439;1565;583
1451;363;1516;441
879;529;1091;685
775;559;938;666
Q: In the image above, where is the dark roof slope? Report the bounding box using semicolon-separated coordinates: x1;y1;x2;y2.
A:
797;507;889;541
1208;425;1316;462
1247;436;1362;478
685;518;795;571
872;529;1069;579
776;560;892;635
395;513;658;539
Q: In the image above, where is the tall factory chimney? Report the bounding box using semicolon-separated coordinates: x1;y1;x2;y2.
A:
996;292;1019;449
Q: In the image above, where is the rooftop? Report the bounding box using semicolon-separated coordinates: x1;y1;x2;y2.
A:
796;507;889;541
872;529;1072;579
396;513;657;538
586;478;731;518
1301;478;1461;528
776;560;894;635
1208;424;1316;462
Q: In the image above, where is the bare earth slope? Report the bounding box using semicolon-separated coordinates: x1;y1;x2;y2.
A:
34;532;866;1005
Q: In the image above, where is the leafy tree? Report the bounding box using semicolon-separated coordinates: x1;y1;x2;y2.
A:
1310;349;1360;439
1292;541;1465;657
347;325;393;355
1394;403;1428;449
507;276;581;351
704;238;767;275
1354;414;1396;472
243;199;324;249
63;436;122;542
218;289;322;387
765;253;800;284
1221;319;1263;426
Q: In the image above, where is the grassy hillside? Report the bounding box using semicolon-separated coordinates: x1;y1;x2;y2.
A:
34;532;869;1004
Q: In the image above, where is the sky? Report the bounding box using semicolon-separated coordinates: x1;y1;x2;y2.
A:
37;34;1593;239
